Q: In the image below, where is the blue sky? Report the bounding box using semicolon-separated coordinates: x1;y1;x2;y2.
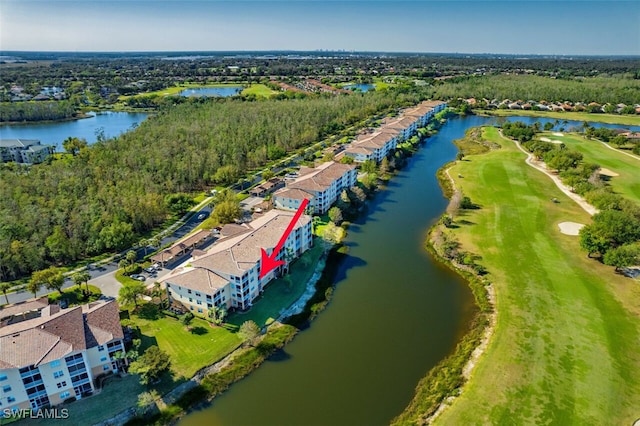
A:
1;1;638;55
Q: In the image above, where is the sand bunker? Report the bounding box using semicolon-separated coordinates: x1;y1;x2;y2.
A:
551;140;563;144
598;168;619;177
553;132;564;137
558;221;585;235
540;137;551;142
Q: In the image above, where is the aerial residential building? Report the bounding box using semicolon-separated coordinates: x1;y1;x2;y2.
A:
273;161;357;215
343;100;447;164
162;209;313;314
0;300;125;412
0;139;54;164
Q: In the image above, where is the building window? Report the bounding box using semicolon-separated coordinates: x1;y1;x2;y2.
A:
197;300;202;305
53;371;64;379
197;308;203;313
56;381;67;389
7;397;14;403
189;297;193;303
195;292;201;297
98;346;105;352
60;392;70;399
103;365;110;371
50;360;61;367
189;306;193;310
100;356;107;362
187;289;192;294
0;375;6;382
207;303;213;308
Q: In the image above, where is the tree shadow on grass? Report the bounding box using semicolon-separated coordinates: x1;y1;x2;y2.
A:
190;326;208;335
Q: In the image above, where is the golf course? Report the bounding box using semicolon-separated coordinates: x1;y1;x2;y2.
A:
435;126;640;424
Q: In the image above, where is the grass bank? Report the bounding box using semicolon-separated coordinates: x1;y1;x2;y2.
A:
125;323;298;426
428;126;640;424
478;108;640;126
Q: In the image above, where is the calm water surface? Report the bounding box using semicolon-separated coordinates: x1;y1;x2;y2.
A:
0;111;149;151
180;87;243;97
344;83;375;92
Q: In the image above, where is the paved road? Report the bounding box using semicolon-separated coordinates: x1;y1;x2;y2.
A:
4;204;214;305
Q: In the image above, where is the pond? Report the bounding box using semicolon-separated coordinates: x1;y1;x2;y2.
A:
0;111;149;152
179;86;243;97
343;83;375;92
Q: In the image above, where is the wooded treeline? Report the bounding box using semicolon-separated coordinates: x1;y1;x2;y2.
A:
0;89;428;280
0;100;77;122
433;75;640;105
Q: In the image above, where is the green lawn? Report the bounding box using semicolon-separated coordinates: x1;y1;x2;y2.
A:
134;313;241;379
481;108;640;126
241;83;277;98
539;132;640;205
435;126;640;425
22;374;144;426
228;242;325;328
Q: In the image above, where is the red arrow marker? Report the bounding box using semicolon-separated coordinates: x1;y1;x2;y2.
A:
259;198;310;279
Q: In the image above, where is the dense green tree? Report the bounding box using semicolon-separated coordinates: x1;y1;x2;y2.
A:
118;281;146;307
72;271;91;292
238;320;261;346
328;206;343;225
128;346;171;385
62;137;88;156
603;243;640;271
212;200;242;224
31;266;65;294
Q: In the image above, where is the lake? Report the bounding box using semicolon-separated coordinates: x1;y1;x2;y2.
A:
180;87;243;97
344;83;375;92
0;111;149;152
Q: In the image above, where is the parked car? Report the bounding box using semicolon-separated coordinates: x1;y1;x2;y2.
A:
144;266;156;273
197;213;206;220
130;274;146;281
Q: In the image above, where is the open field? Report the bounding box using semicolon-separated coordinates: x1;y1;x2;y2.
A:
480;109;640;126
133;312;241;379
436;126;640;424
538;132;640;205
240;83;277;98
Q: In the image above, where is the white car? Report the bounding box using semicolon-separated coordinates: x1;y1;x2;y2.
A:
197;213;206;220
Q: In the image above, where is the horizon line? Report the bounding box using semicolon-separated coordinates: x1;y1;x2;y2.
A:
2;49;640;58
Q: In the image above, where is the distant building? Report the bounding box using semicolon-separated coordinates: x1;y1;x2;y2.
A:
0;139;54;164
0;299;125;412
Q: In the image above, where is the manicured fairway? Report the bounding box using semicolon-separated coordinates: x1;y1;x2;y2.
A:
541;132;640;205
241;83;278;98
436;126;640;425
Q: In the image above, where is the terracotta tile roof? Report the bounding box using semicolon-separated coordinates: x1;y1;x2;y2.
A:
163;266;230;294
289;162;355;193
84;300;125;346
273;188;315;200
0;299;122;369
188;210;311;277
0;296;49;320
151;229;213;262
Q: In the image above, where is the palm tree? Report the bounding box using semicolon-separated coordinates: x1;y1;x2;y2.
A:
0;282;12;304
73;271;91;293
